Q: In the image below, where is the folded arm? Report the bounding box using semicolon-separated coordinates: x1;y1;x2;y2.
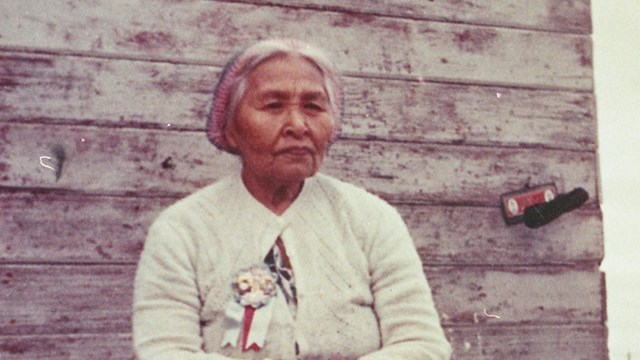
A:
133;218;235;360
359;206;452;360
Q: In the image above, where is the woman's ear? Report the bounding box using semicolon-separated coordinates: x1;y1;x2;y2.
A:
224;122;240;153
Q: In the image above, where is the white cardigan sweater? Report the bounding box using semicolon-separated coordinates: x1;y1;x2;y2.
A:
133;173;451;360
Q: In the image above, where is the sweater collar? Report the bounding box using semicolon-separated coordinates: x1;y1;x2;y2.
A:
229;172;317;257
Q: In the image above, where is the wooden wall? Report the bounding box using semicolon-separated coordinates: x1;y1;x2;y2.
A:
0;0;606;358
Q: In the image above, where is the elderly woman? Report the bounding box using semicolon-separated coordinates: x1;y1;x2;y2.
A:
133;39;451;360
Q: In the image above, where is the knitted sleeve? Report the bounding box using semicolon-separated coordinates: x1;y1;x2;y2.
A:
132;216;236;360
358;202;452;360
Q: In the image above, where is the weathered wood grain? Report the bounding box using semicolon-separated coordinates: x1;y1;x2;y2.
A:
428;265;604;326
0;1;592;89
0;333;134;360
0;52;214;130
225;0;592;34
0;264;603;335
0;193;603;265
403;205;603;266
0;122;240;195
0;265;133;336
330;141;597;205
0;324;606;359
0;193;169;264
343;75;596;150
0;123;599;204
0;51;597;150
447;324;607;359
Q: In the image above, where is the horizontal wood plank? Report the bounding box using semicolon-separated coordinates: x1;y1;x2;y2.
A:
343;75;596;150
0;333;133;360
0;51;597;150
0;51;214;131
446;324;607;359
0;324;606;359
0;122;241;195
0;193;603;265
226;0;592;34
403;205;603;266
0;1;592;89
0;264;603;335
428;265;604;326
0;265;134;336
0;193;168;263
0;123;599;204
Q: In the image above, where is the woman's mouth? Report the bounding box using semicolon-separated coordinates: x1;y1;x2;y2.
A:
277;147;313;157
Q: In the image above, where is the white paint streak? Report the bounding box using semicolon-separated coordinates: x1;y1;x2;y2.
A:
39;156;55;172
483;308;501;319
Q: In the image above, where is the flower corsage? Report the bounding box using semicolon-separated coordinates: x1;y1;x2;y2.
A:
221;265;278;352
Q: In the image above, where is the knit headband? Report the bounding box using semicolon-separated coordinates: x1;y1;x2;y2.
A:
206;39;344;152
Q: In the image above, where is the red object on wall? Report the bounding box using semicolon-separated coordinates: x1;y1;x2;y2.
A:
500;183;557;225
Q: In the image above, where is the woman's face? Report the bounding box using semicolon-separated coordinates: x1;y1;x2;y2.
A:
225;55;335;186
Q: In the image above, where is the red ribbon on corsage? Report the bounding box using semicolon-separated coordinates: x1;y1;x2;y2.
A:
221;265;277;352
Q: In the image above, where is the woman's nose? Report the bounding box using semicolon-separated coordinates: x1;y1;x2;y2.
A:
284;108;309;137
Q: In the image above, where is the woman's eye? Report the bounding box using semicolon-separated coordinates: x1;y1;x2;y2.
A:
265;102;283;110
304;103;324;111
